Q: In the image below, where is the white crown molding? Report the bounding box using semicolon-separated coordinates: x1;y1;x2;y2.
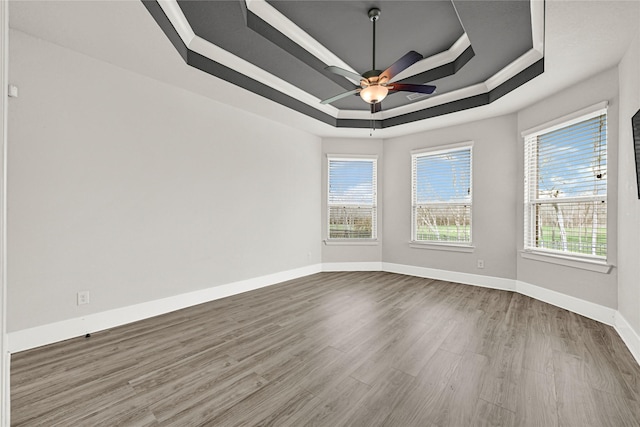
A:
246;0;473;89
338;82;489;120
389;33;471;83
386;83;489;119
485;48;543;91
245;0;360;83
158;0;339;117
157;0;195;45
188;36;337;116
531;0;545;55
157;0;545;122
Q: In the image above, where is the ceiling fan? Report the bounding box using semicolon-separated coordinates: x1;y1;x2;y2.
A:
320;8;436;114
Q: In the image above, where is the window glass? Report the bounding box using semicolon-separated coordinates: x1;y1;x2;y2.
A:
328;158;377;239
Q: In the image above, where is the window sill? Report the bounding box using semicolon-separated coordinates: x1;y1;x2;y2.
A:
520;250;613;273
324;239;379;246
409;242;475;253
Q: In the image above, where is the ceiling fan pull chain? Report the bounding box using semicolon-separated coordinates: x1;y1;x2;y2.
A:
370;114;375;137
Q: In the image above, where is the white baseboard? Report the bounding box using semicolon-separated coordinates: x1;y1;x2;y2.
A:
8;261;639;368
515;280;617;326
614;312;640;365
322;262;383;272
382;262;617;327
8;264;322;353
382;262;517;291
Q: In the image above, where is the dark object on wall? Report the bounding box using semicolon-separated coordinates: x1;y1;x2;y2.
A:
633;109;640;199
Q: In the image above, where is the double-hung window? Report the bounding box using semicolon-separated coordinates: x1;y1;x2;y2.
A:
327;156;377;240
523;106;607;259
411;143;473;245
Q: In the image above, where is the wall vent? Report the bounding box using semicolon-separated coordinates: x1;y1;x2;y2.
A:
406;92;429;101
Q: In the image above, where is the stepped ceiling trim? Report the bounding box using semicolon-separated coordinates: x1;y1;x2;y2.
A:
143;0;545;129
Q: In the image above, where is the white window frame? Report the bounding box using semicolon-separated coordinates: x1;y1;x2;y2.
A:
410;142;473;250
522;102;610;269
326;154;378;242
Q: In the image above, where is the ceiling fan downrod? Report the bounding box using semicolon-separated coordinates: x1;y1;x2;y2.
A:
369;8;381;71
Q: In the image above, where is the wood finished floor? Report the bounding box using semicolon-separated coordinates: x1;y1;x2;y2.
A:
10;272;640;426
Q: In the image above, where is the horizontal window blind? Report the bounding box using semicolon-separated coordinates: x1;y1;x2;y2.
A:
524;111;607;258
412;146;472;244
328;158;377;239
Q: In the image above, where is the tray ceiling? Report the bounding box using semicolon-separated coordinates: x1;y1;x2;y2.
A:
143;0;544;129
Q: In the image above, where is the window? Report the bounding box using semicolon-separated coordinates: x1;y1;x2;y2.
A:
411;143;472;245
524;107;607;259
327;156;377;239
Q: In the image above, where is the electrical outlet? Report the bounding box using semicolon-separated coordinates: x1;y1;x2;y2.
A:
477;259;485;269
77;291;90;305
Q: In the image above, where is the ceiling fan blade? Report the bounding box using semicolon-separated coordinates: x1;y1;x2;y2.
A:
325;66;364;83
388;83;436;94
371;102;382;114
379;51;423;82
320;88;360;105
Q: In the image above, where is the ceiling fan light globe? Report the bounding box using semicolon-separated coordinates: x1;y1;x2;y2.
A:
360;85;388;104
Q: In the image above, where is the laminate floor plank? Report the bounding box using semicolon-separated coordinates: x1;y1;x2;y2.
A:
553;349;609;427
601;324;640;400
581;326;638;400
51;387;159;427
280;376;371;427
478;300;527;412
392;317;457;377
523;330;555;375
514;368;558;426
381;349;462;426
591;387;640;426
428;350;491;426
10;271;640;426
348;318;428;386
341;368;415;427
471;398;517;427
202;376;316;427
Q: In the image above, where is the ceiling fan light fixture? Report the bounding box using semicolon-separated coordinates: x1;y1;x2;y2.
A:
320;7;433;113
360;84;388;104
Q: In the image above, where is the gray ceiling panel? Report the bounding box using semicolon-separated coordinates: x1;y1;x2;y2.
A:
148;0;541;127
269;1;464;73
178;0;346;98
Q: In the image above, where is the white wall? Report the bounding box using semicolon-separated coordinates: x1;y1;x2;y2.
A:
321;138;383;265
382;115;518;280
7;30;322;332
617;28;640;333
1;1;9;423
516;68;619;308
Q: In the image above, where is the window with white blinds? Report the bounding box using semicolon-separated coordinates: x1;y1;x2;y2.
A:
411;144;472;244
328;157;377;239
524;108;607;258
